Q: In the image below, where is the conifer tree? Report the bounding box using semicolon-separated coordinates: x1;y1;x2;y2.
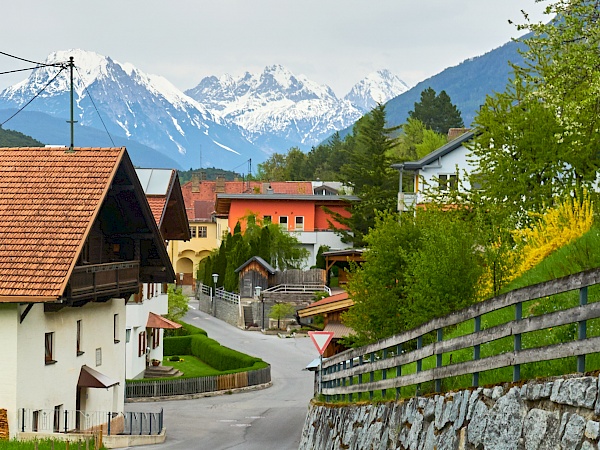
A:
408;87;464;135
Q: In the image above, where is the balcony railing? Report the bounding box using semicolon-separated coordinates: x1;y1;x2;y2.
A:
68;261;140;301
397;192;417;212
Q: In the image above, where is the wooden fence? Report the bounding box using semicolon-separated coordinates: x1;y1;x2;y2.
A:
320;267;600;401
126;366;271;399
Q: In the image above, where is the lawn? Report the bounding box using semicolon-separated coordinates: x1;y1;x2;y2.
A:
161;355;223;377
1;438;102;449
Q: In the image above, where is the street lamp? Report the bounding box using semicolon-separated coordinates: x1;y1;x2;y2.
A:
212;273;219;317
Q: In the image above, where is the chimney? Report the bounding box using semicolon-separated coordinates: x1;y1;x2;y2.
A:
447;128;470;141
192;174;200;193
216;176;226;193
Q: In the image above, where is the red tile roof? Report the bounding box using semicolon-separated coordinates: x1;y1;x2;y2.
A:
181;180;314;220
309;291;349;308
147;197;167;225
0;147;124;300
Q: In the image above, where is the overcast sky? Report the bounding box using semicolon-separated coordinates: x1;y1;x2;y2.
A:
1;1;551;97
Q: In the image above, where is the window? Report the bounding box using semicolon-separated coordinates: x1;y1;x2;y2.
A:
126;328;132;344
76;320;83;356
279;216;288;231
263;215;271;224
138;331;146;357
295;216;304;231
198;226;207;238
114;314;120;343
32;410;39;432
95;348;102;367
438;174;457;191
189;226;197;238
45;332;55;364
152;328;160;349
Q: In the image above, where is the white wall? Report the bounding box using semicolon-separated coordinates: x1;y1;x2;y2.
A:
417;144;476;202
0;304;19;437
8;298;126;438
125;283;168;379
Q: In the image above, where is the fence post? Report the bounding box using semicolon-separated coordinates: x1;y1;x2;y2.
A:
65;409;68;433
396;344;402;400
473;315;481;387
107;412;111;436
382;348;388;399
435;328;443;393
416;336;423;395
369;352;375;400
578;286;588;373
358;355;363;401
348;358;354;402
513;301;522;382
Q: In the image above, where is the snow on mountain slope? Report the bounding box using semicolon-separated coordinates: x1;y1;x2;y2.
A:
344;69;410;113
0;49;264;170
185;65;363;150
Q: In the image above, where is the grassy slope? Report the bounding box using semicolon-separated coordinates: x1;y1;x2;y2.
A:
352;226;600;400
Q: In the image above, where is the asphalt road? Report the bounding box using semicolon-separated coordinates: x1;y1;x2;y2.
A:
124;301;317;449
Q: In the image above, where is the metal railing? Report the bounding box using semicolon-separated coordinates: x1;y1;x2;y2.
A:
18;408;163;436
215;287;241;304
319;267;600;401
263;284;331;296
126;365;271;399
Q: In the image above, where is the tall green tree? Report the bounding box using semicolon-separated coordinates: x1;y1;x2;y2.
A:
390;117;447;162
332;104;399;247
470;0;600;225
408;87;464;135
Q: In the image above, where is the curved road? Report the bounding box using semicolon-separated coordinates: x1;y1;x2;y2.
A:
125;302;316;449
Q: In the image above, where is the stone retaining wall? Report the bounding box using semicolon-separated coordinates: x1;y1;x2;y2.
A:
197;291;240;327
299;375;600;449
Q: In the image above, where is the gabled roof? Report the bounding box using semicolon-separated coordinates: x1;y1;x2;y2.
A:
234;256;276;274
136;168;190;241
0;147;174;301
297;291;354;318
214;194;358;215
391;129;475;171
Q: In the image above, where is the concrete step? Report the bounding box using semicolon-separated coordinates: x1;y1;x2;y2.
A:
144;365;183;379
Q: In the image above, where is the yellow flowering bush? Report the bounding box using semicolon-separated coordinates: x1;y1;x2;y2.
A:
510;191;593;281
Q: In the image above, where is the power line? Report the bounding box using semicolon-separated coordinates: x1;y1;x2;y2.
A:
74;65;115;146
0;51;63;68
0;66;66;128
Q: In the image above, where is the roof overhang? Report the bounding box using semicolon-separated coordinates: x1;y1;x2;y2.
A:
297;299;355;318
78;365;120;388
146;311;182;329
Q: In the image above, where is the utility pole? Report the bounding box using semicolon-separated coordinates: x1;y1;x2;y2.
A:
66;56;77;153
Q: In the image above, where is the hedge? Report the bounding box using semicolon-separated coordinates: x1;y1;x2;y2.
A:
163;323;265;372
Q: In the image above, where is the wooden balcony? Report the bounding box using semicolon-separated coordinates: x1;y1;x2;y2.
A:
68;261;140;302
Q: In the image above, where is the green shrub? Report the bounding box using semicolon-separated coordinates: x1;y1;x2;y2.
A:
190;334;261;371
163;336;191;356
164;320;207;337
169;355;180;362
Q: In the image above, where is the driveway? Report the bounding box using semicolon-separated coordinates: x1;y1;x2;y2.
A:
124;302;317;449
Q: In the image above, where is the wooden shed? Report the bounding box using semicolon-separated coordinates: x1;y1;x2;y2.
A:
235;256;277;298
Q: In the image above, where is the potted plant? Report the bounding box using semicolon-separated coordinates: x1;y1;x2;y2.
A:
151;359;160;366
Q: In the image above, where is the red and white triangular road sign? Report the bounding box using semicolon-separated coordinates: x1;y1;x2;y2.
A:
308;331;334;355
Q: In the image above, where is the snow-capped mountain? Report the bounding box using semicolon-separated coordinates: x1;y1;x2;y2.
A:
0;49;265;170
344;69;410;113
0;50;409;168
185;65;364;150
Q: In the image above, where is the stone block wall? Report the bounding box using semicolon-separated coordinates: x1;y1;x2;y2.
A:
299;375;600;449
196;291;240;327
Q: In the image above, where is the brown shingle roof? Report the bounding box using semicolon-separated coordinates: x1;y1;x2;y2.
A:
0;147;124;300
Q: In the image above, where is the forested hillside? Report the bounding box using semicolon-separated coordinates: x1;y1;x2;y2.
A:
0;127;44;147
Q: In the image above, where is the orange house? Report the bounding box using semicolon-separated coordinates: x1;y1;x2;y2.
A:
215;190;358;269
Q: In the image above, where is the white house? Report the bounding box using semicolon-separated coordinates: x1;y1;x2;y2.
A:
0;147;175;439
391;129;476;211
126;168;189;380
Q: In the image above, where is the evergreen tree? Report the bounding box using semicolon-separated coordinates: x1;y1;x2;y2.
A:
408;87;464;135
331;104;399;247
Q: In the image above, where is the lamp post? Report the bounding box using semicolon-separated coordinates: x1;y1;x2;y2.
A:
212;273;218;316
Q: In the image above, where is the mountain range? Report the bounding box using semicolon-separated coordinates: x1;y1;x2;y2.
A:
0;40;522;170
0;51;406;170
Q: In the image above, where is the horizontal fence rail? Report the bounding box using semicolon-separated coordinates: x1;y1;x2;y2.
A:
263;284;331;295
126;366;271;399
319;267;600;400
215;287;241;304
18;408;162;436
